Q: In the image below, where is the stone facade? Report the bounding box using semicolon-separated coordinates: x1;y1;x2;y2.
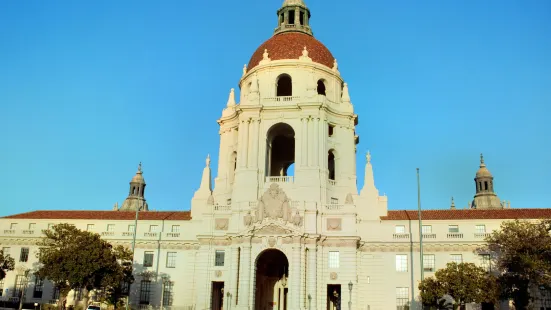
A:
1;1;551;310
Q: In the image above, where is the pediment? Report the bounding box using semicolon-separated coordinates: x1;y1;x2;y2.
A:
245;221;298;236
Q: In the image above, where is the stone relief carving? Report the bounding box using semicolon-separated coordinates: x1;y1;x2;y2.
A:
345;193;354;205
254;183;303;226
330;272;338;280
244;211;252;227
268;237;277;247
256;183;292;222
327;218;342;231
215;218;229;231
215;270;222;278
253;223;293;235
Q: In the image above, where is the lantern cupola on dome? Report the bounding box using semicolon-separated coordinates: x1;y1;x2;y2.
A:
275;0;312;36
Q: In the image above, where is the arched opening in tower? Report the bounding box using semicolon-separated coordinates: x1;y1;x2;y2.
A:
266;123;295;177
276;74;292;97
317;79;326;96
229;151;237;184
254;249;289;309
328;150;336;180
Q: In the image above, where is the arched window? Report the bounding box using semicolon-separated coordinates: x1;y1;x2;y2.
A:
266;123;295;177
229;151;237;183
317;79;326;96
132;187;137;195
328;150;336;180
276;74;292;97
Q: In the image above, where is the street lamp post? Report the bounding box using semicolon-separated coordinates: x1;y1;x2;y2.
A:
348;281;353;310
308;294;311;310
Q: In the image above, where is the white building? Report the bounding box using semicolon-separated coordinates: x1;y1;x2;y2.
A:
1;1;551;309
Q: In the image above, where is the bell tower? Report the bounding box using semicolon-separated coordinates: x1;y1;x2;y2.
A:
210;0;359;215
472;154;507;209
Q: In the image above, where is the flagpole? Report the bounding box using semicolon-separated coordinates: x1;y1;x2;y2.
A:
417;168;424;284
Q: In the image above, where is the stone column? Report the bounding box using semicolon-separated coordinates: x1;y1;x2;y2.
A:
290;237;302;309
295;9;300;25
321;119;327;172
243;119;250;168
308;117;313;166
251;119;260;168
301;117;308;167
229;245;240;308
308;245;318;309
314;117;320;166
238;239;252;308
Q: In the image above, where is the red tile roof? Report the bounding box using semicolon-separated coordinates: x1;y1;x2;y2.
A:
248;32;335;70
381;209;551;221
1;210;191;221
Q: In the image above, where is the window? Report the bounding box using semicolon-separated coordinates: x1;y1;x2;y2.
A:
328;151;336;180
14;275;27;297
317;80;326;96
215;250;225;267
75;287;83;301
107;224;115;232
162;281;174;306
395;225;406;234
87;224;95;231
166;252;176;268
450;254;463;264
52;286;60;300
33;277;44;298
171;225;180;233
396;254;408;272
143;251;154;267
330;197;338;204
288;10;295;24
149;225;158;232
276;74;292;96
139;280;151;304
2;247;10;257
328;124;334;136
396;287;409;310
28;223;36;230
480;254;491;272
423;254;435;272
0;280;4;297
328;251;340;268
128;225;135;232
476;225;486;233
448;225;459;233
422;225;432;234
10;223;17;230
20;247;29;262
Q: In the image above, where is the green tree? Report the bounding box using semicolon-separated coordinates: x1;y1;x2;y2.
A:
479;219;551;309
0;249;15;281
36;224;134;308
419;262;498;309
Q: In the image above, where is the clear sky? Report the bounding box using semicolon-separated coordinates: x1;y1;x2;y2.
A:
1;0;550;217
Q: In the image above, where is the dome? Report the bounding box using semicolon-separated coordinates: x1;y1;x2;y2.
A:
247;32;335;70
131;172;144;183
475;154;493;178
130;162;145;183
476;166;492;178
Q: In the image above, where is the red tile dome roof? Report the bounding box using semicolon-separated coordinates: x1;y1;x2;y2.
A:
248;32;335;70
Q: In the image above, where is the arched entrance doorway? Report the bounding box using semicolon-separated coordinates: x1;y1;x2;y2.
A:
255;249;289;310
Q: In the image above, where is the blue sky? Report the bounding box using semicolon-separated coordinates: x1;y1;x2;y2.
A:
1;0;550;217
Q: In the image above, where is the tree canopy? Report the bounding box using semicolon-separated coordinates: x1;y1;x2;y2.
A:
36;223;133;306
0;249;15;281
479;219;551;309
419;262;498;308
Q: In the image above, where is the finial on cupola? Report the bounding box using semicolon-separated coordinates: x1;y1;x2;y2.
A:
342;82;351;104
226;88;236;107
